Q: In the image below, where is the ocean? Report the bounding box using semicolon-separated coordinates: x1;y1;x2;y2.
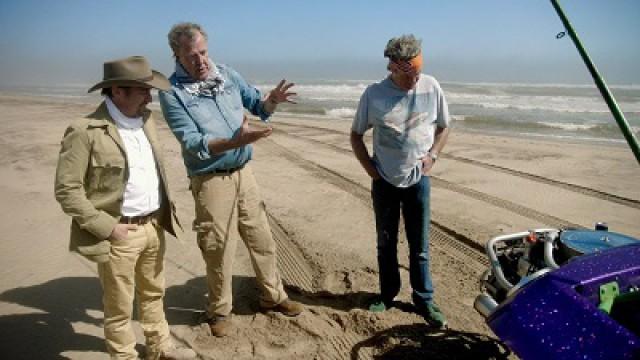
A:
3;79;639;144
255;79;640;145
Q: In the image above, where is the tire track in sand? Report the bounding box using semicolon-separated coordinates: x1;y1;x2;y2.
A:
267;213;314;293
270;125;584;231
269;213;371;359
273;121;639;210
260;137;489;273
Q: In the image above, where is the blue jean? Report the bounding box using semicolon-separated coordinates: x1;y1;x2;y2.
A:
371;175;434;310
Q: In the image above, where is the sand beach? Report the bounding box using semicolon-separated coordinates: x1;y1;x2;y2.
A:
0;93;638;359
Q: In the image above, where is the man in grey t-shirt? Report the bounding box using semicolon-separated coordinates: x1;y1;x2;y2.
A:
350;34;450;328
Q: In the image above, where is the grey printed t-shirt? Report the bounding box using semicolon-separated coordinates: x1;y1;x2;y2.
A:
352;75;450;188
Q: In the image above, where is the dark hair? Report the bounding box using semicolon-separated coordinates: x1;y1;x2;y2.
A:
101;86;132;98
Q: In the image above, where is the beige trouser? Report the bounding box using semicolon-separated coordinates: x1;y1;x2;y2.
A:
97;220;170;360
191;164;287;318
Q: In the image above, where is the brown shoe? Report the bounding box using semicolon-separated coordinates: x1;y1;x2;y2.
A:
207;315;232;337
261;299;304;317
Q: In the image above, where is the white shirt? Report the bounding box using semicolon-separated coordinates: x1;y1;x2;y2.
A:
105;97;161;216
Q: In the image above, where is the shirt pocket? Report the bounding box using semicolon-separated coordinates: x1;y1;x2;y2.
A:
89;152;125;193
224;84;243;110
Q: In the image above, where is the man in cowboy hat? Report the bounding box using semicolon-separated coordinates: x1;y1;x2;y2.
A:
55;56;196;360
351;34;450;328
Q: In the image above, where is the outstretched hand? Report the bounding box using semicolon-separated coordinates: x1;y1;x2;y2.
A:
234;115;272;146
267;79;297;104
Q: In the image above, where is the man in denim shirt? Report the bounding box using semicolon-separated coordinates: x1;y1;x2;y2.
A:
159;22;303;337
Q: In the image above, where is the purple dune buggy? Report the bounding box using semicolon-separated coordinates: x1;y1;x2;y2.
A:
474;226;640;359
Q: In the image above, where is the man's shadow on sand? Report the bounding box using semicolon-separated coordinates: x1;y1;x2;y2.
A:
0;275;228;358
0;277;105;359
0;275;209;359
351;323;511;360
0;274;339;359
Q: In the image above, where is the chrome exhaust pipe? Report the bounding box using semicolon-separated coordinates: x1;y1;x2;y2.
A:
474;293;498;318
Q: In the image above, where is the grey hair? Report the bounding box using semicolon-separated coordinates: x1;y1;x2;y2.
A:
168;22;208;57
383;34;422;62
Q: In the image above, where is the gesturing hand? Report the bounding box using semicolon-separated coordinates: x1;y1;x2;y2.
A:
267;79;297;105
234;115;272;146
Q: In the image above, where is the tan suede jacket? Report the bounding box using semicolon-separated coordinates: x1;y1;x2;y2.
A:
54;102;183;262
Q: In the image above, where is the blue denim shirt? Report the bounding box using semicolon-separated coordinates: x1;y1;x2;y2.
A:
159;63;271;177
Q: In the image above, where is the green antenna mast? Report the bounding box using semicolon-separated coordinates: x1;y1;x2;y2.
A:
550;0;640;165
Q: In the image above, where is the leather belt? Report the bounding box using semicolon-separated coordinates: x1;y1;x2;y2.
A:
212;164;245;175
119;211;157;225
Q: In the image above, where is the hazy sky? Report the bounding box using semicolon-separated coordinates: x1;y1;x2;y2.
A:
1;0;638;86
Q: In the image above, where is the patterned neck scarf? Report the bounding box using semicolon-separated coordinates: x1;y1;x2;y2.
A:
176;59;225;97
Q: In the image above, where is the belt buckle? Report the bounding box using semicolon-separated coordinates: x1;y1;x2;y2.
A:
121;214;149;225
216;167;234;175
141;211;156;225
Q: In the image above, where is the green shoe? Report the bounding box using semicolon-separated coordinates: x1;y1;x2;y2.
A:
423;303;448;328
368;299;388;313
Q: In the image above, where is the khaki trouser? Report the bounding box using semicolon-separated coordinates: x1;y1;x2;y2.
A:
191;164;287;317
97;220;170;360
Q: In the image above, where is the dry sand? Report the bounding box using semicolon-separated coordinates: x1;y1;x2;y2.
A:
0;93;638;359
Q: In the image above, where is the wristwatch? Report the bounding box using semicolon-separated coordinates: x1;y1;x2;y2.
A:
428;152;438;161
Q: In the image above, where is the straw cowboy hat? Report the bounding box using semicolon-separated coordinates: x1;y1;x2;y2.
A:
88;56;170;93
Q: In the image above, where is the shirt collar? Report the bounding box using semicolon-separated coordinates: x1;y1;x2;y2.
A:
175;59;226;97
104;96;144;129
385;74;422;92
175;61;195;83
